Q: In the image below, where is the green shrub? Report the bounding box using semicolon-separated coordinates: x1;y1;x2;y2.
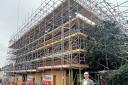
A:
107;64;128;85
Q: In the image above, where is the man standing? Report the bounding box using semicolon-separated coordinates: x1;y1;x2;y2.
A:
82;72;94;85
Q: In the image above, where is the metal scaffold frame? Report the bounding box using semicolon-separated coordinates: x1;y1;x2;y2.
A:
5;0;128;85
8;0;128;47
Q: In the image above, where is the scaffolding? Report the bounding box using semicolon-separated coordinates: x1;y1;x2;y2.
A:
5;0;128;85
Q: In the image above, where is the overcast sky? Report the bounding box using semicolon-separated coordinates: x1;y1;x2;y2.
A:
0;0;42;67
0;0;127;67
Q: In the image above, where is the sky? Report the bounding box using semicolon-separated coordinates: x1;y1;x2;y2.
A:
0;0;127;67
0;0;42;67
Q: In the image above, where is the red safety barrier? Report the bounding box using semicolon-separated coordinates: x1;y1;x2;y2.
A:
8;80;10;85
42;80;52;85
100;79;105;85
30;82;35;85
12;80;15;85
21;81;24;85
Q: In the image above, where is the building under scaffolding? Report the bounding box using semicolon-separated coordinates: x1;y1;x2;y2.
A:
4;0;128;85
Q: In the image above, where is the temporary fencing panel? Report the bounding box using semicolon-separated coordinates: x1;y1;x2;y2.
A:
42;75;53;85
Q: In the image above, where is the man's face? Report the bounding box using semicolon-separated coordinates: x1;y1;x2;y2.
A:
84;73;89;79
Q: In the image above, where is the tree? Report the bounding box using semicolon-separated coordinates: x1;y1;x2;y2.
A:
107;64;128;85
84;21;127;70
